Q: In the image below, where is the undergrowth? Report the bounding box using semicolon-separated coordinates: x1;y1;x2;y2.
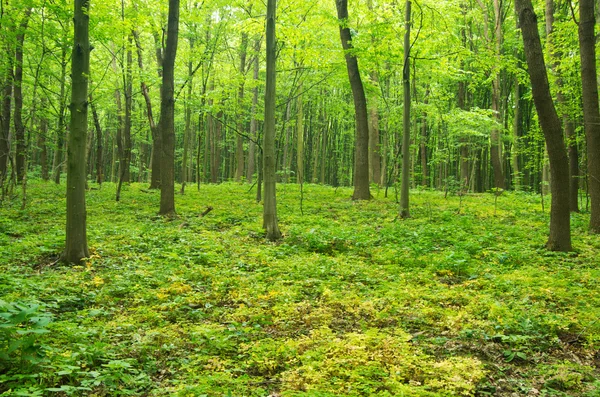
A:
0;180;599;396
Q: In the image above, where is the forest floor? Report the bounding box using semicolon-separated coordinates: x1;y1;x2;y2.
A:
1;180;599;396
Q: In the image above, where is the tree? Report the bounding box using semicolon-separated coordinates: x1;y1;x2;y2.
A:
335;0;370;200
62;0;91;263
578;0;600;232
400;0;411;218
14;8;32;182
263;0;282;241
159;0;180;217
545;0;578;211
514;0;571;251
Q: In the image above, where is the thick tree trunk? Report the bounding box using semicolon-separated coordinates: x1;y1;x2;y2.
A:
263;0;282;241
400;0;411;218
515;0;571;251
578;0;600;232
159;0;180;217
335;0;370;200
62;0;90;263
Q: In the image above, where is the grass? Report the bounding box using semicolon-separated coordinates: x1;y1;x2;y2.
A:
1;180;599;396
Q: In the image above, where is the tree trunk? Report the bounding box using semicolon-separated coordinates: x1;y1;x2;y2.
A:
122;43;133;183
400;0;411;218
14;8;31;182
235;32;248;182
512;75;521;190
0;61;13;183
458;80;469;188
133;31;160;189
263;0;282;241
159;0;180;217
515;0;571;251
247;39;260;184
369;88;381;185
53;48;68;185
578;0;600;232
282;99;292;182
335;0;370;200
90;92;103;184
181;41;194;194
38;106;49;181
296;92;304;184
62;0;90;263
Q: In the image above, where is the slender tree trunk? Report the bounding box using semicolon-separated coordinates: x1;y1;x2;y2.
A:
578;0;600;232
458;80;470;188
133;31;160;189
14;8;31;182
247;39;260;184
400;0;411;218
296;92;304;184
282;99;292;182
159;0;180;217
512;75;521;190
53;47;68;184
0;16;15;184
62;0;90;263
181;40;194;194
90;92;103;184
123;42;133;183
515;0;571;251
369;76;381;185
39;107;49;181
335;0;370;200
235;32;248;182
263;0;282;241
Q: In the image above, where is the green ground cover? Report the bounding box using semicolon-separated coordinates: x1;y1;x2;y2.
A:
1;181;599;396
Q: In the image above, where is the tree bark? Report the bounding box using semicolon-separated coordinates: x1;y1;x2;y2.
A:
159;0;180;217
39;112;49;181
0;61;13;182
133;31;161;189
181;40;194;194
235;32;248;182
263;0;282;241
578;0;600;232
90;92;103;184
296;92;304;184
515;0;571;251
14;8;31;182
490;0;505;189
247;39;260;184
400;0;411;218
62;0;90;263
52;47;69;184
335;0;370;200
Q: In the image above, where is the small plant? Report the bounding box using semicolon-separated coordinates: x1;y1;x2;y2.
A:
0;300;52;371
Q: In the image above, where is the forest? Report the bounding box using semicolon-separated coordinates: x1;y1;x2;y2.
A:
1;0;600;395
